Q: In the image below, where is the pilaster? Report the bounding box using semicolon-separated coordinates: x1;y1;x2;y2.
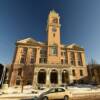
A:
58;70;62;85
36;48;40;64
81;52;86;66
46;69;50;87
67;51;71;65
75;52;78;66
33;69;38;89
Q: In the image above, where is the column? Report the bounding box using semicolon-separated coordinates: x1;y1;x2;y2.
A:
46;69;50;87
67;51;71;65
33;69;38;89
14;47;22;64
36;48;40;64
26;48;31;64
81;52;86;66
68;68;73;84
58;69;62;86
75;52;78;66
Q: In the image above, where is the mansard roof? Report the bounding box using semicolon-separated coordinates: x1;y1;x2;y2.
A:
16;37;46;46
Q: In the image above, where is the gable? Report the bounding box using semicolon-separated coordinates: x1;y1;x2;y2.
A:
16;37;46;46
17;38;36;43
66;44;84;50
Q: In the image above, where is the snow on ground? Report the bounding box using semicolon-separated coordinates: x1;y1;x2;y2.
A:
1;84;100;97
67;85;100;94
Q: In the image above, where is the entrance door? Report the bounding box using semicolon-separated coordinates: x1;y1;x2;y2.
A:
50;70;58;84
62;70;69;84
38;69;46;84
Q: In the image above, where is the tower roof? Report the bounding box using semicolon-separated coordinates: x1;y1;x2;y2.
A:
49;10;60;18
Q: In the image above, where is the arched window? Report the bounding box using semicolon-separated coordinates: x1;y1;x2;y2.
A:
62;70;69;84
50;70;58;84
38;69;46;84
16;77;21;85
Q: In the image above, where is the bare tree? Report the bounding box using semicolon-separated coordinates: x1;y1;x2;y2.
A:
88;58;98;84
20;65;34;93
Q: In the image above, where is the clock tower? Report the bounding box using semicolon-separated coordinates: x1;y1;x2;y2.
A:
47;10;61;64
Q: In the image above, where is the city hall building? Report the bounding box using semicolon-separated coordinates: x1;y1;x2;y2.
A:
9;10;88;88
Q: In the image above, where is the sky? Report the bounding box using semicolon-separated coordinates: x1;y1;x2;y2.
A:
0;0;100;64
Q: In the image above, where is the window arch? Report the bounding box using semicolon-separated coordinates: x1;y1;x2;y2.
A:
38;69;46;84
62;70;69;84
50;69;58;84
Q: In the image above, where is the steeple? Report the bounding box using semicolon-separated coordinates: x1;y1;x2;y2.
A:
49;10;60;17
47;10;61;46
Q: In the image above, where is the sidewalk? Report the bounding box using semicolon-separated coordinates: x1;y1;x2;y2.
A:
0;93;37;100
1;85;100;99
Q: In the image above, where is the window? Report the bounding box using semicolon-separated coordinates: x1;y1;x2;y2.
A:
16;80;20;85
23;47;28;54
70;52;75;65
39;48;47;64
70;52;74;58
77;52;83;66
31;48;36;57
40;49;47;57
39;58;47;63
61;59;66;64
20;55;25;64
51;46;57;55
80;70;83;76
64;52;66;55
48;88;56;93
78;61;82;66
18;68;22;76
61;59;63;64
61;52;66;56
72;70;75;76
71;61;74;65
20;47;28;64
57;88;65;92
30;48;36;64
30;58;35;64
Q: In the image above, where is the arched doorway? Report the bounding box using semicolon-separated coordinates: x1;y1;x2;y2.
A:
50;70;58;84
16;77;21;85
62;70;69;84
38;69;46;84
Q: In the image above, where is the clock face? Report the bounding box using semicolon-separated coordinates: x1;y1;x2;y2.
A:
52;18;58;23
